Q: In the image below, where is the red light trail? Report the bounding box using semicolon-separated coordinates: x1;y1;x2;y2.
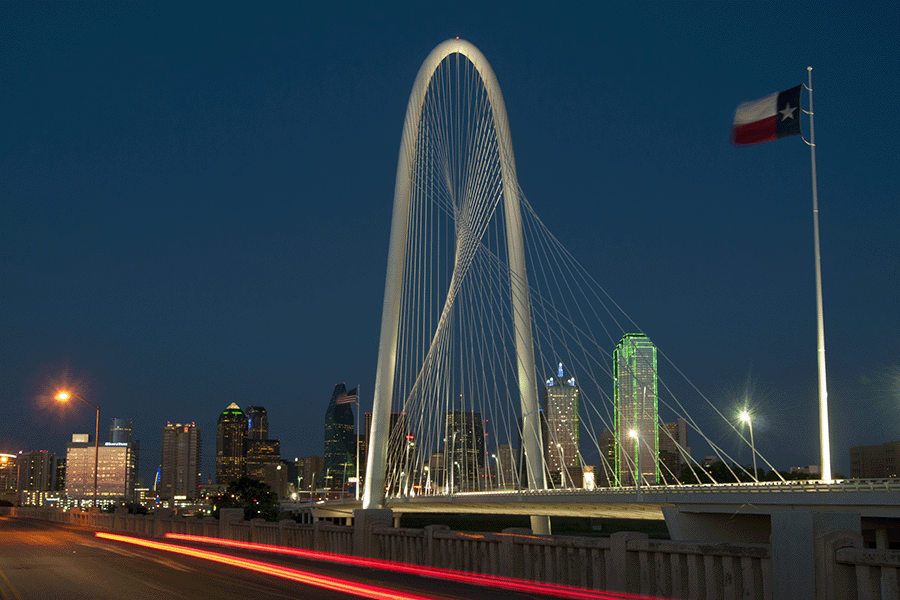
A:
94;532;436;600
159;533;659;600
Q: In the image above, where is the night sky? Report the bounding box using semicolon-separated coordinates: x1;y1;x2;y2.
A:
2;2;897;485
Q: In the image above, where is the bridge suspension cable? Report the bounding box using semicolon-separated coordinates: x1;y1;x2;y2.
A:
364;39;782;518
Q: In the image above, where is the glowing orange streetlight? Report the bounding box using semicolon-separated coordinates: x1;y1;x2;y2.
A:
56;391;99;509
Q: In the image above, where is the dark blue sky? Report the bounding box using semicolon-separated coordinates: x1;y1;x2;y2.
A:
2;2;897;484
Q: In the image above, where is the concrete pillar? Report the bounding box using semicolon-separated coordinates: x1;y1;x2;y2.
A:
815;529;864;600
250;517;265;543
277;519;293;546
114;507;127;531
771;511;860;600
607;532;647;593
500;528;531;579
425;525;450;568
352;508;393;559
218;508;244;540
313;519;328;551
152;508;173;538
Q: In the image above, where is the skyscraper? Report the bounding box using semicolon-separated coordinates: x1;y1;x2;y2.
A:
614;333;659;486
543;362;581;488
320;384;355;491
16;450;55;506
216;403;247;484
109;418;133;444
0;454;17;505
364;411;408;494
246;406;268;441
160;422;201;501
444;410;485;492
658;418;690;484
66;434;135;507
246;439;280;483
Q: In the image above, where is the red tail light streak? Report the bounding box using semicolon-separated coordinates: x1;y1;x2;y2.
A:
94;532;435;600
157;533;659;600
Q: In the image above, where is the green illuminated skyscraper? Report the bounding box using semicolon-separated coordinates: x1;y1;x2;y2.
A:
613;333;658;486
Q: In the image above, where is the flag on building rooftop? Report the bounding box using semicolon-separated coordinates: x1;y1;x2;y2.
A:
335;387;358;405
732;84;802;145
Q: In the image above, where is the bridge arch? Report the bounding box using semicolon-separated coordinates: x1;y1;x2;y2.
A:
363;39;547;529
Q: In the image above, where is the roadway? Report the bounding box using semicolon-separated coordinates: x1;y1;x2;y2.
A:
291;479;900;523
0;515;624;600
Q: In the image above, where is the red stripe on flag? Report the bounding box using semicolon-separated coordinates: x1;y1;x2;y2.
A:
732;115;777;145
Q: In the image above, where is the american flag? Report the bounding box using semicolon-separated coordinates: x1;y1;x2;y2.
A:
335;387;358;405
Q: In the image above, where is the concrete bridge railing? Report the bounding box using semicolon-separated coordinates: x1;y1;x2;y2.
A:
5;506;899;600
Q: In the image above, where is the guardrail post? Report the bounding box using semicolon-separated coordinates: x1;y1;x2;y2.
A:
352;508;393;559
249;517;265;543
277;518;293;546
500;528;531;579
218;508;244;540
771;511;860;600
424;525;450;567
608;532;647;593
815;529;863;600
152;508;173;538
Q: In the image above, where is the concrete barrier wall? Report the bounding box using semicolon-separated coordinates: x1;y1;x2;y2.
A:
6;506;898;600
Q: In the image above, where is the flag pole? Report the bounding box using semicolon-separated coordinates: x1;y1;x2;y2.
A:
807;66;832;483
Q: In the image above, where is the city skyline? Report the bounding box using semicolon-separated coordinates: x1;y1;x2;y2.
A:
2;3;898;482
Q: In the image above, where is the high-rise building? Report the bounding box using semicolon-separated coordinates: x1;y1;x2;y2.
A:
364;411;408;495
495;443;517;489
444;410;485;492
850;440;900;479
614;333;659;486
321;384;356;491
246;439;280;483
16;450;55;506
216;403;247;484
659;418;690;483
543;362;581;488
246;406;268;441
159;422;202;501
109;418;139;489
597;429;618;487
109;418;133;444
66;434;135;507
0;454;17;504
295;456;324;495
54;458;66;493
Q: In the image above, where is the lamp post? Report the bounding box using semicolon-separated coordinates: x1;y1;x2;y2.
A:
56;391;99;509
739;410;758;481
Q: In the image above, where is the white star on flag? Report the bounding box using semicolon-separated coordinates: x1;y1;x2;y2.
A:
779;103;797;121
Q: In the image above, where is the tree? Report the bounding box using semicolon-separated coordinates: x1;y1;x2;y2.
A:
212;476;278;521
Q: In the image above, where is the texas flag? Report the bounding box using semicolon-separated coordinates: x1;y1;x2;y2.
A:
732;84;802;145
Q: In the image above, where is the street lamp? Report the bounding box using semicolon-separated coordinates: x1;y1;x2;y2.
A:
739;410;758;482
56;391;99;509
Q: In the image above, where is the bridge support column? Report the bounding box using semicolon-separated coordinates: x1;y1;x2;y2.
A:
530;515;551;535
770;511;860;600
353;508;392;559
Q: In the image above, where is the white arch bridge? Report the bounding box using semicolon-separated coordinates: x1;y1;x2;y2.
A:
305;39;885;542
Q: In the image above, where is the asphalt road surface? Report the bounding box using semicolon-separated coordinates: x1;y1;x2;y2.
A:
0;516;622;600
